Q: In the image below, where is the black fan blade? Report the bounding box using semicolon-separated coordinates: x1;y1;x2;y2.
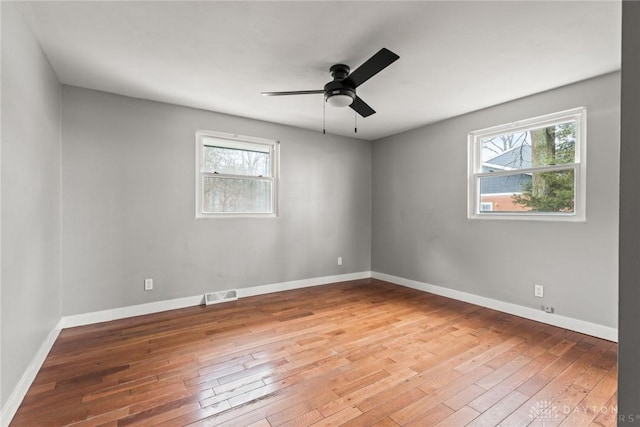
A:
344;48;399;88
261;90;324;96
350;96;376;117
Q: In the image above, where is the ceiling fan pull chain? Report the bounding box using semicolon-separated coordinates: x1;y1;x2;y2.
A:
323;98;326;135
354;108;358;134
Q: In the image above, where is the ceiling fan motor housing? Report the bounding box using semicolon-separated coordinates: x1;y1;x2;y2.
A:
325;64;355;106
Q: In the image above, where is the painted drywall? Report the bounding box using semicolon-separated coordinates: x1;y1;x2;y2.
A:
618;0;640;419
1;2;61;408
61;86;371;316
372;72;620;329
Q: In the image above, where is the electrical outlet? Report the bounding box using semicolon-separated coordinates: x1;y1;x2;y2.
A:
144;278;153;291
542;305;555;314
534;284;544;298
337;257;343;266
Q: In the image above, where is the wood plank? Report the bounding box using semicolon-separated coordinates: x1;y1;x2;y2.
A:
466;390;530;427
434;405;481;427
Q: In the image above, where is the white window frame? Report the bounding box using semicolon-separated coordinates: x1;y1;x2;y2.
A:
196;130;279;218
467;107;587;221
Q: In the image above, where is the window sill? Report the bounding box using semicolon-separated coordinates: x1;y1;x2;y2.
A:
468;212;586;222
196;213;279;219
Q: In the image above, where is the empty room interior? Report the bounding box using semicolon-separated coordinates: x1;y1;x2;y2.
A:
3;1;640;426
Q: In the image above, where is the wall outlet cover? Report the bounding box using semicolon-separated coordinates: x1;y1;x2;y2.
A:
534;284;544;298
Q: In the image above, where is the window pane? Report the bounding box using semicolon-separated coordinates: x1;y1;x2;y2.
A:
202;145;270;176
481;122;575;171
202;176;272;213
479;169;575;214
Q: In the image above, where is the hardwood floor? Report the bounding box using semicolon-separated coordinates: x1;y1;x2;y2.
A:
11;279;617;426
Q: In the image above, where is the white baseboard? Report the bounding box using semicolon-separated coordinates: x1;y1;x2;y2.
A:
372;271;618;342
61;294;206;328
61;270;618;341
1;319;63;427
237;271;372;298
61;271;372;329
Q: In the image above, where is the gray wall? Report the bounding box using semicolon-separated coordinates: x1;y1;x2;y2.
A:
1;3;62;407
61;86;371;316
618;0;640;420
372;72;620;329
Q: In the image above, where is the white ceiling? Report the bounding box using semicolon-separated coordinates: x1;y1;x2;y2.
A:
16;1;621;141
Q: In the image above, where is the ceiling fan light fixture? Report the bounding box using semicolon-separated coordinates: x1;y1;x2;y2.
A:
325;88;355;108
327;93;354;108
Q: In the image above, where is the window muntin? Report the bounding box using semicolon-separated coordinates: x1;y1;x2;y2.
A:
196;131;278;217
468;107;586;221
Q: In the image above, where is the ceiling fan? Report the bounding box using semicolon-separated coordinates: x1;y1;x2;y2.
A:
261;48;400;119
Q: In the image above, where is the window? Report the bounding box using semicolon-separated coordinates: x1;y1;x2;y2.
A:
196;130;278;217
468;107;586;221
